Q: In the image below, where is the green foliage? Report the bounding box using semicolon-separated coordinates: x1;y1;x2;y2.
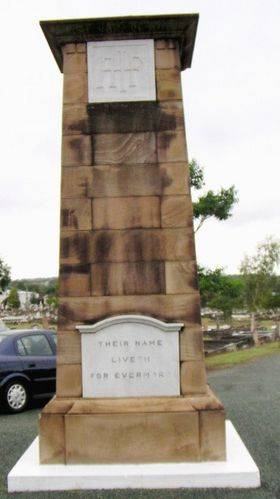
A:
206;341;280;369
0;257;11;292
189;159;238;232
198;266;244;318
6;287;20;309
46;295;58;309
12;277;58;295
240;237;280;312
189;159;204;190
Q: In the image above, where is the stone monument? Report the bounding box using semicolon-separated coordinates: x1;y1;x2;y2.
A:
8;13;260;492
37;13;226;465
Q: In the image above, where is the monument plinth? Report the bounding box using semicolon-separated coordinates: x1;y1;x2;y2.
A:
37;13;226;465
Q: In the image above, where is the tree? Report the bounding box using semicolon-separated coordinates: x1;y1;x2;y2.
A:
0;258;11;292
189;159;238;232
240;237;280;345
6;287;20;309
198;266;244;324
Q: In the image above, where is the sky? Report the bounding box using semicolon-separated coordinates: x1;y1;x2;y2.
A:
0;0;279;279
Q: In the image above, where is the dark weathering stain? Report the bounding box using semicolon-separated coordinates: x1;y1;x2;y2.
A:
61;209;78;229
156;109;177;131
60;263;90;275
87;102;178;134
94;232;113;262
124;231;162;262
68;119;90;135
158;131;175;150
60;233;89;262
69;137;84;162
126;231;144;262
159;166;173;191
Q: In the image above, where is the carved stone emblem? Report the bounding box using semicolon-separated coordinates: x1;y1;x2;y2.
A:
87;40;156;102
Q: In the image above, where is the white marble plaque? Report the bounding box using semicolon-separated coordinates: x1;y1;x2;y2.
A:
87;40;156;103
77;315;183;398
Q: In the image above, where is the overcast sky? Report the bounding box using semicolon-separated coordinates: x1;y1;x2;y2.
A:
0;0;279;279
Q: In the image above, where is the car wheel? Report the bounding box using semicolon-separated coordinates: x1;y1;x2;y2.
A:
4;381;29;413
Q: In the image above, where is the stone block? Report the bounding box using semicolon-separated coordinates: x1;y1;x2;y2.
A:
87;162;189;198
62;45;87;74
158;101;184;130
155;47;180;69
87;101;183;133
156;69;182;101
155;39;177;50
61;167;92;198
161;195;193;227
91;262;165;296
60;231;90;265
165;261;198;294
189;387;224;412
61;199;92;230
89;228;195;263
56;364;82;397
180;361;207;395
69;397;194;414
179;325;205;362
39;398;74;464
58;293;201;327
62;135;92;166
39;414;65;464
199;410;226;461
157;131;187;163
65;411;200;463
63;43;76;54
92;197;160;230
62;104;89;135
56;329;81;365
63;73;88;104
59;263;91;297
92;132;156;164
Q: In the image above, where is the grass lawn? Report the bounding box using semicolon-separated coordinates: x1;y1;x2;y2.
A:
206;340;280;370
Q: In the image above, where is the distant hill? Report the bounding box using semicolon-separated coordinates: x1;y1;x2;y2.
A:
11;277;58;295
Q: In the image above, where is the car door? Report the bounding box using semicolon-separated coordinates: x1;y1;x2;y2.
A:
16;333;56;396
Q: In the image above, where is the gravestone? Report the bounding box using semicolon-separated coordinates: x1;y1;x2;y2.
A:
38;14;226;465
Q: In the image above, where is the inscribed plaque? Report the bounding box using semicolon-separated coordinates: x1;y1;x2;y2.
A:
77;315;182;397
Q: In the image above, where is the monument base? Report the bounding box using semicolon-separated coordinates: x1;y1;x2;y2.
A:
38;390;226;464
8;421;260;492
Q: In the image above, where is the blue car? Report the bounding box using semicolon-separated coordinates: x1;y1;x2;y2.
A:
0;329;56;413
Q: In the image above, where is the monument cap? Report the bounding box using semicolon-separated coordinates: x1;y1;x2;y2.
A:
40;13;199;73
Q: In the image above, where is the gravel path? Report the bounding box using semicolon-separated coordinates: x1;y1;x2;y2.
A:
0;353;279;499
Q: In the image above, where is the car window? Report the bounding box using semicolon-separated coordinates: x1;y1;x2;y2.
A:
17;334;53;356
16;339;26;356
51;334;57;345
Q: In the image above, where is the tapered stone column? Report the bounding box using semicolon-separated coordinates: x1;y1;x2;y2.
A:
39;14;226;465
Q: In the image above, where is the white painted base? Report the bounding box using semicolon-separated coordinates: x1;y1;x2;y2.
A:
8;421;260;492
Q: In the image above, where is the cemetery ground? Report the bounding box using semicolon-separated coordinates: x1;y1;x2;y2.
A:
0;354;279;499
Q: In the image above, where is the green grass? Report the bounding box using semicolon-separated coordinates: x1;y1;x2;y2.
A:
206;341;280;370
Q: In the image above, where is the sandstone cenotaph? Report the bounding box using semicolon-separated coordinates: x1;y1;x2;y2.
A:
38;13;226;465
8;14;260;491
